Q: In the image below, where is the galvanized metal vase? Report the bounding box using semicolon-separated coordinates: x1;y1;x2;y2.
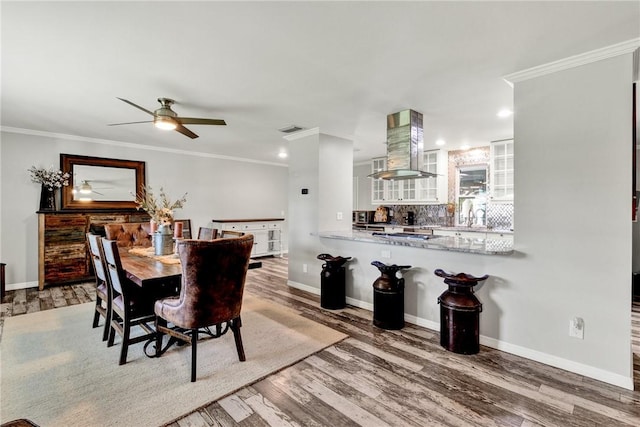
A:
153;224;174;256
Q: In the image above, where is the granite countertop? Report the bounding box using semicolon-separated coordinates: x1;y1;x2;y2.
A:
316;230;514;255
211;218;285;223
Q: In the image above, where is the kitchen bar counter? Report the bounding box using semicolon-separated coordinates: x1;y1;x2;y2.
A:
316;230;514;255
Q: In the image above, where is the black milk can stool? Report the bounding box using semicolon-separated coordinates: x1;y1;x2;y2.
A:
371;261;412;330
435;269;489;355
317;254;352;309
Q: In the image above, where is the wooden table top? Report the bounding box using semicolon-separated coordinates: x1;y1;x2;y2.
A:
119;248;262;288
119;250;182;288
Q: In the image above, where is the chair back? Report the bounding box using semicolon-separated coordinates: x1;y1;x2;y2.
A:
197;227;218;240
101;239;127;296
176;234;254;327
87;233;108;284
104;222;152;247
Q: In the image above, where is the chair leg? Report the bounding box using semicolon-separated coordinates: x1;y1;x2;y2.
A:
191;329;198;382
92;297;102;328
101;301;111;342
231;317;246;362
155;317;167;357
119;314;131;365
107;316;117;347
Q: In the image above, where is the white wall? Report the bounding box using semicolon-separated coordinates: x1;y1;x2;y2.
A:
0;130;288;287
511;52;633;384
287;129;353;287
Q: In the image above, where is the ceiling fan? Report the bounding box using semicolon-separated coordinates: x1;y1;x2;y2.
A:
108;97;226;139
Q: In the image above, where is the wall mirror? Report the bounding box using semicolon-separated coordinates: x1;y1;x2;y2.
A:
60;154;146;210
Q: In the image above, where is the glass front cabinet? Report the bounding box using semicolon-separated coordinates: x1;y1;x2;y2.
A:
490;139;514;201
371;149;443;204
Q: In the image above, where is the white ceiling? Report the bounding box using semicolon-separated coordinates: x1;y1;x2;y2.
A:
2;1;638;165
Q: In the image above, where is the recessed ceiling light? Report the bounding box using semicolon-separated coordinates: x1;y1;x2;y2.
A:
497;109;513;118
278;151;288;159
435;139;446;146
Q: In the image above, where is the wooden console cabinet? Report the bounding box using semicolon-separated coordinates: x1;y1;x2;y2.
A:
38;211;149;289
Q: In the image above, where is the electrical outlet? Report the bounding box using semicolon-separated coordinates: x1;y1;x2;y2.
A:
336;212;343;220
381;250;391;259
302;263;308;273
569;317;584;339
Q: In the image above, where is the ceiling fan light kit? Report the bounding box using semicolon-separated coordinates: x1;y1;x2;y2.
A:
154;116;178;130
110;97;226;139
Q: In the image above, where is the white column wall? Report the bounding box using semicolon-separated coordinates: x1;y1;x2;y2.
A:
510;52;633;380
287;129;353;288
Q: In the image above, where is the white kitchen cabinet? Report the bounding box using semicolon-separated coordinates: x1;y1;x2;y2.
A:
370;150;443;204
485;231;514;242
490;139;514;201
371;157;386;202
417;150;440;202
211;219;284;257
433;229;484;239
434;229;514;242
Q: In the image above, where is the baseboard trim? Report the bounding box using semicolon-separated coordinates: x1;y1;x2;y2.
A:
5;281;38;292
286;280;634;390
479;336;634;390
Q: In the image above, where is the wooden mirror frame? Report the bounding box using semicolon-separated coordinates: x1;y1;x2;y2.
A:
60;154;146;210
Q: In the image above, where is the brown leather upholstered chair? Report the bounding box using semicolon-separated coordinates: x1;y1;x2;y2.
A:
104;222;152;248
101;239;156;365
87;233;111;341
154;234;254;382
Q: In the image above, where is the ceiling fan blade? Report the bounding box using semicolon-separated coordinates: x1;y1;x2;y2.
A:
178;117;227;126
175;123;199;139
116;97;154;116
107;120;153;126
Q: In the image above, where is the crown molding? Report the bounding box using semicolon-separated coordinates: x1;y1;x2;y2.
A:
0;126;288;167
504;38;640;85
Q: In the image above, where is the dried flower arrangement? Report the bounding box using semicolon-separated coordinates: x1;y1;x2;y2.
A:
28;166;70;190
135;185;187;226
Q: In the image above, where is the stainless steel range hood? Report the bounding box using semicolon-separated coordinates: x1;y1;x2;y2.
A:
368;109;437;180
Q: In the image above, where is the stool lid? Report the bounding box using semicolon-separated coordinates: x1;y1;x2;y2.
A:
372;261;411;274
434;269;489;284
317;253;352;266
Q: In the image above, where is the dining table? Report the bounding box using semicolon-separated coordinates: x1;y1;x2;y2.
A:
119;246;262;291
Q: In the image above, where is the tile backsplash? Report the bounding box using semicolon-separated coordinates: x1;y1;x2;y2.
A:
384;203;514;230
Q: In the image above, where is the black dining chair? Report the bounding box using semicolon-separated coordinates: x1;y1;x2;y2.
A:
87;233;111;341
154;235;254;382
101;239;157;365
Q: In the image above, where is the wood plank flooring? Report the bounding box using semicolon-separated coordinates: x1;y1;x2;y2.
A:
2;257;640;426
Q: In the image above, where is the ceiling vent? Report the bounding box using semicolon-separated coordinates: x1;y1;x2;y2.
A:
278;125;304;134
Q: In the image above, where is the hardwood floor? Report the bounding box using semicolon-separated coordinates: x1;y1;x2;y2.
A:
2;257;640;426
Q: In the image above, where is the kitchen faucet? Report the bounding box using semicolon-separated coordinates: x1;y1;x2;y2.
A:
466;210;474;227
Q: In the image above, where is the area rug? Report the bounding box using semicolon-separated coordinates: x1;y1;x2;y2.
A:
0;293;347;426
